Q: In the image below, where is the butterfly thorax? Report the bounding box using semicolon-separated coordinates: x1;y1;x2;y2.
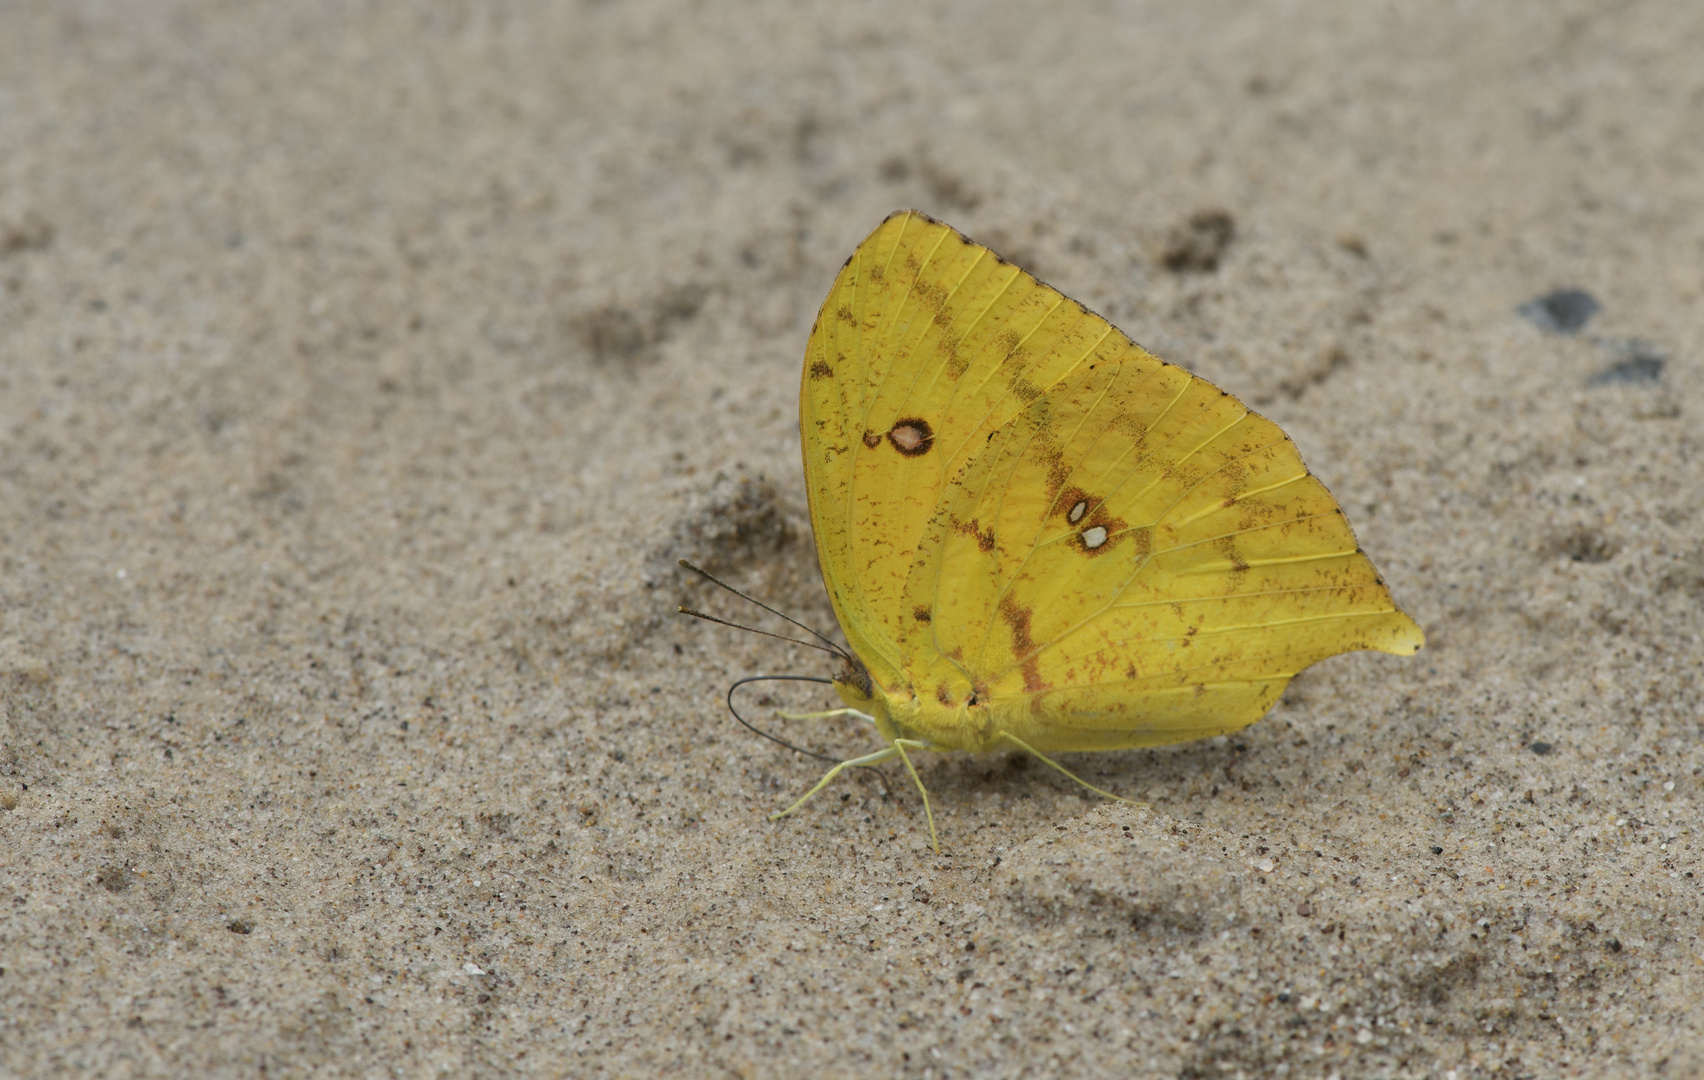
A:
833;658;1016;753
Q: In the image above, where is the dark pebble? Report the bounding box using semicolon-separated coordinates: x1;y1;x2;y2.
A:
1518;289;1599;334
1588;340;1665;385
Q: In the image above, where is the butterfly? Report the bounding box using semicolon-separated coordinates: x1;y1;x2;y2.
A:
778;210;1422;851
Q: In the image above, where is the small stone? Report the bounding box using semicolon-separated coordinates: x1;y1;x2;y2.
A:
1517;288;1599;334
1588;339;1665;385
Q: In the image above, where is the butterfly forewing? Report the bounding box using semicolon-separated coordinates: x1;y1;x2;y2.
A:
804;212;1129;689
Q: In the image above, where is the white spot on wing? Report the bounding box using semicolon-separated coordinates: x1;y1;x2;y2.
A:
1068;500;1087;523
1082;525;1108;549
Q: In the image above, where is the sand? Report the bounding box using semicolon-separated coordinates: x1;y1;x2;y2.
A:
2;2;1701;1076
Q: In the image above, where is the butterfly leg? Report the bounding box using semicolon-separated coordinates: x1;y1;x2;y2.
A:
772;745;901;823
996;732;1145;807
889;739;940;854
776;707;874;722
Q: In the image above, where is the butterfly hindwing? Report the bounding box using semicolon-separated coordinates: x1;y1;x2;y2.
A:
905;343;1422;748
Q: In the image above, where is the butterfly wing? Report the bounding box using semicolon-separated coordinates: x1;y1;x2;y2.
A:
903;349;1423;749
802;211;1421;747
802;211;1118;691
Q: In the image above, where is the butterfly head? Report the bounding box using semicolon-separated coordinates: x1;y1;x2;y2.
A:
834;653;874;702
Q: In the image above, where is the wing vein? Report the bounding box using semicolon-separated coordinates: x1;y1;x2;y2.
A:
1007;516;1357;671
1111;581;1370;610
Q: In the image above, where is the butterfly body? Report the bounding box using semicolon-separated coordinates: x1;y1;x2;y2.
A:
782;210;1422;845
829;665;1011;754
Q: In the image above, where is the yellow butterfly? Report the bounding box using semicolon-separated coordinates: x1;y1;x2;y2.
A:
780;210;1422;850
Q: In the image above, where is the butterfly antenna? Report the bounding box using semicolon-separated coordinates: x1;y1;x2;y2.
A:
676;607;846;658
677;559;850;662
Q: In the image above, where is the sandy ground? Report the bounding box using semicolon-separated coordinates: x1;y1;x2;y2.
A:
2;2;1702;1077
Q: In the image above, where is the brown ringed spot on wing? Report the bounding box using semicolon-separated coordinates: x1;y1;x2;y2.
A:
998;595;1047;693
809;359;834;380
887;417;934;456
1054;486;1134;559
862;430;883;449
